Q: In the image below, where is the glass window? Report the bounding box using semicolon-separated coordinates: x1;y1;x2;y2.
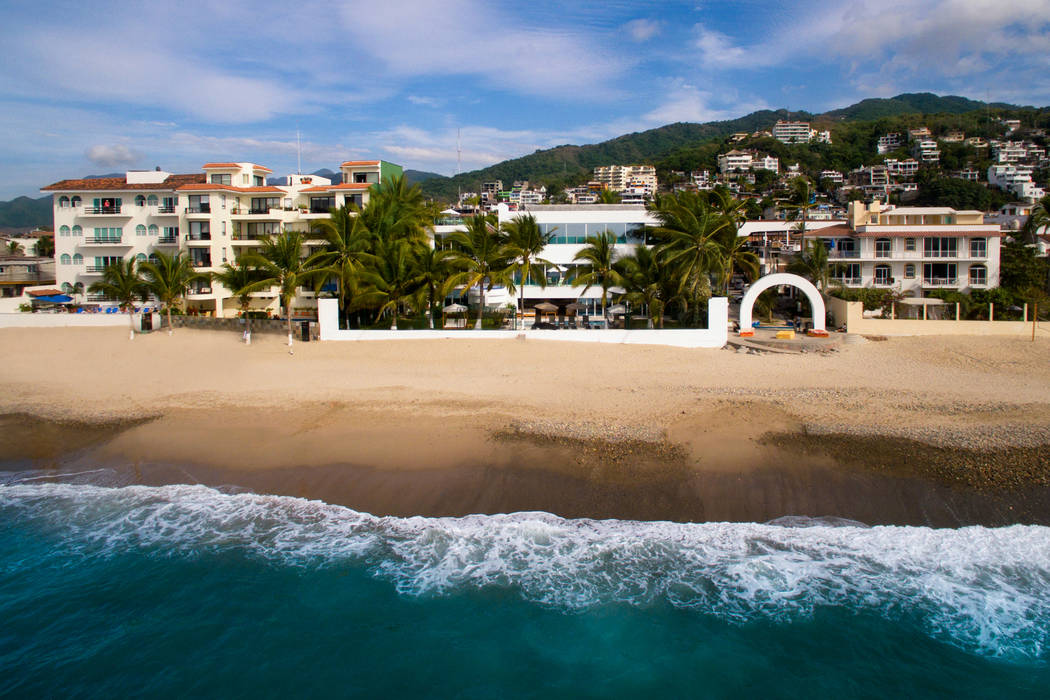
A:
60;254;71;265
136;224;147;236
188;195;210;213
72;253;82;265
625;223;644;244
904;264;915;279
969;264;987;285
874;264;892;283
310;196;335;213
71;196;81;207
147;195;158;206
209;173;231;185
59;225;70;237
148;225;158;236
970;238;986;258
253;176;264;186
136;253;146;262
923;237;958;258
135;195;146;206
905;238;916;251
72;225;82;237
250;197;280;213
62;282;73;293
565;223;586;243
58;196;69;208
875;238;892;257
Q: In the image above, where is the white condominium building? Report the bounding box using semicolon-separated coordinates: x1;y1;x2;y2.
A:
811;201;1002;295
592;165;658;198
772;121;811;144
44;159;403;317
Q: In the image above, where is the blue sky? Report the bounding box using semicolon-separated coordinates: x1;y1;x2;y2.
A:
1;0;1048;200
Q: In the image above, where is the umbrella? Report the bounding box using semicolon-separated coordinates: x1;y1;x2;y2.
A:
565;302;583;315
607;304;627;314
443;303;467;313
534;302;558;312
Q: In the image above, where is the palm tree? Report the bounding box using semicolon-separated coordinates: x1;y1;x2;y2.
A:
241;230;330;351
651;191;730;326
212;258;266;343
359;174;430;245
313;203;372;327
787;238;835;292
712;226;760;294
615;245;671;328
4;240;24;256
412;245;457;329
33;236;55;258
503;214;555;330
357;238;424;329
784;177;816;253
69;281;84;305
87;257;148;340
447;213;513;329
572;230;622;321
139;250;207;336
597;189;621;204
1022;194;1050;245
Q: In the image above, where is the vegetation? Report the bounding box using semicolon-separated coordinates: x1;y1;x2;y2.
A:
33;236;54;257
139;251;207;335
503;214;554;330
446;213;514;329
571;230;623;320
211;259;266;341
86;258;148;338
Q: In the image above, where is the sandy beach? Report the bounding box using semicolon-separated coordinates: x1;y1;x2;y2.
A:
2;326;1049;525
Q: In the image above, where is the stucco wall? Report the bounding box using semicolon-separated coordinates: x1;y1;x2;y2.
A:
829;296;1046;337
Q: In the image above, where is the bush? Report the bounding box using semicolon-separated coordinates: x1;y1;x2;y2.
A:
828;287;895;311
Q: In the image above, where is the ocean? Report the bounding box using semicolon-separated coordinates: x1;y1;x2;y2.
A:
2;475;1049;698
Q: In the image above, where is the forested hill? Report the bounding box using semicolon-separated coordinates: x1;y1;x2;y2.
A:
417;93;1042;201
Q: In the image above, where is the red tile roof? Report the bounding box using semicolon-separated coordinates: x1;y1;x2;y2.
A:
201;162;273;173
340;160;380;167
300;183;372;193
41;173;205;192
175;183;284;193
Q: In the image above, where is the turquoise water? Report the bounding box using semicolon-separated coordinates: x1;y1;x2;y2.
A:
2;478;1049;698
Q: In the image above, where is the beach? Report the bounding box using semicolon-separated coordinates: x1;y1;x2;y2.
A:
2;326;1048;525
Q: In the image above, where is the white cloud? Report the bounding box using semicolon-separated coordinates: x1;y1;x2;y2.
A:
624;19;661;42
407;96;442;108
85;144;142;168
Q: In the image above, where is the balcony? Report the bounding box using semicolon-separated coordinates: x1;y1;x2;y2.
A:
873;277;896;287
187;287;213;296
832;277;862;286
156;205;177;214
86;293;116;302
923;277;958;287
186;205;211;214
83;236;128;246
156;236;178;245
828;250;859;259
190;259;212;269
84;266;106;274
81;206;125;215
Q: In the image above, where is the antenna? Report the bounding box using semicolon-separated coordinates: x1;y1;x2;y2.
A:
296;126;302;175
457;128;462;176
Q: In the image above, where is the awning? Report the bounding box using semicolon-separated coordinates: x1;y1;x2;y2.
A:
33;294;73;303
443;303;467;313
899;298;945;306
533;302;558;312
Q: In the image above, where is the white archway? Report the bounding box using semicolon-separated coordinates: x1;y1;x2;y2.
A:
738;273;828;337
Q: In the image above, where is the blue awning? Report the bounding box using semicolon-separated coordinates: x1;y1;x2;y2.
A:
35;294;73;303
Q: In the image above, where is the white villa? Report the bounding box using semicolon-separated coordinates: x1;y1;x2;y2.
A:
44;160;402;317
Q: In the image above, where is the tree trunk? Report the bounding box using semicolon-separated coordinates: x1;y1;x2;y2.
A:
286;299;294;353
519;276;525;330
244;303;252;345
475;286;485;330
127;306;135;340
167;306;173;336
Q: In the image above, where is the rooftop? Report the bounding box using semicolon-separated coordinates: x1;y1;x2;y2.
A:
42;173;205;192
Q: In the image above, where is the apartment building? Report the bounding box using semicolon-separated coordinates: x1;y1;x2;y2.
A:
877;133;903;154
911;139;941;163
717;150;753;173
771;121;812;144
43;159;402;317
592;165;658;198
988;164;1045;202
810;201;1002;295
884;158;919;177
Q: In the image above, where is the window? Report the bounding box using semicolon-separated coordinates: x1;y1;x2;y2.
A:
923;262;957;285
92;227;122;242
250;197;280;213
91;197;122;214
188;195;210;213
904;264;915;279
923;237;957;258
188;221;210;240
875;238;892;258
209;173;231;185
72;225;82;237
60;253;71;265
344;194;363;208
62;282;73;293
59;225;70;237
874;264;893;284
840;263;861;283
136;224;147;237
71;196;81;207
905;237;916;252
72;253;82;265
159;197;176;213
135;195;146;207
246;222;280;238
148;225;158;236
58;196;70;208
310;196;335;213
147;195;158;206
242;174;249;185
969;264;987;286
136;253;147;262
970;238;986;258
253;175;264;186
221;221;226;235
161;226;179;241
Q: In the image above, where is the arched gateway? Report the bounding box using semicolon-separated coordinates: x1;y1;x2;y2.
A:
738;273;828;337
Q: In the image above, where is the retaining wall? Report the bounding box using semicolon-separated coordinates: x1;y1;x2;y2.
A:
828;297;1047;337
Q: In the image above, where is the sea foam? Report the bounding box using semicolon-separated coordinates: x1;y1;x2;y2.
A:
2;481;1049;660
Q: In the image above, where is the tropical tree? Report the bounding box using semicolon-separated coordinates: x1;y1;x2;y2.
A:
1021;194;1050;245
33;236;54;258
87;257;148;340
503;214;555;330
615;245;671;328
571;230;622;321
313;203;372;326
784;177;817;252
212;258;266;343
787;238;835;292
712;225;760;294
447;213;513;329
597;189;621;204
651;191;730;325
4;240;24;256
241;230;331;351
70;281;84;305
412;245;457;329
139;250;208;335
357;238;424;329
359;174;430;245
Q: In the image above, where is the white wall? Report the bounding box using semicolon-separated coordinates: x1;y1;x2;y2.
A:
0;312;130;328
317;298;729;348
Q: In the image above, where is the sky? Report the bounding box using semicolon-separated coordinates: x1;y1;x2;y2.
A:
1;0;1049;200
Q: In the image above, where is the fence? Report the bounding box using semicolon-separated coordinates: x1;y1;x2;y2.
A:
316;298;730;348
167;316;302;335
828;297;1047;337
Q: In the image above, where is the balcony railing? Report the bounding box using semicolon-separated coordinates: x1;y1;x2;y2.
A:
83;206;122;215
828;250;859;259
248;207;272;215
86;294;116;302
85;236;124;244
186;205;211;214
0;270;48;282
157;205;177;214
85;265;108;273
191;260;212;268
156;236;178;244
231;233;269;241
188;287;213;295
875;250;892;258
923;250;957;258
923;277;958;286
832;277;862;285
186;233;211;241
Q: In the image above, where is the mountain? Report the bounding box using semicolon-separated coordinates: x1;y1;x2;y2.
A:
0;195;53;230
416;93;1032;201
404;169;443;185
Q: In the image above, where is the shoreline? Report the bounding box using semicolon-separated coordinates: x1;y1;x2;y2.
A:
2;328;1050;526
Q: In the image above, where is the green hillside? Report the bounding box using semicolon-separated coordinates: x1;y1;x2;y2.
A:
418;93;1039;202
0;195;52;230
